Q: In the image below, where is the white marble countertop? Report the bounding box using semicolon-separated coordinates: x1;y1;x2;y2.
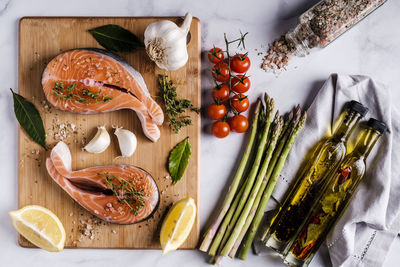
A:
1;0;400;266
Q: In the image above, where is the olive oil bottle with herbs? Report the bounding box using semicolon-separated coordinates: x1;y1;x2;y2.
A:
261;101;368;254
284;118;387;267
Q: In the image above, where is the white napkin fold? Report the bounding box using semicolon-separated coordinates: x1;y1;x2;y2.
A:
272;74;400;267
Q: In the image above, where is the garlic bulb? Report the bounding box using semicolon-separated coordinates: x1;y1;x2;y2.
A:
84;126;110;154
114;127;137;157
144;13;192;71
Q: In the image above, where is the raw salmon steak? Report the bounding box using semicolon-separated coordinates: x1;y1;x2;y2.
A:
42;48;164;142
46;142;160;224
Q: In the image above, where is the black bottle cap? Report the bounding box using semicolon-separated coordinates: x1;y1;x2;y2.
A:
346;100;369;117
367;118;388;134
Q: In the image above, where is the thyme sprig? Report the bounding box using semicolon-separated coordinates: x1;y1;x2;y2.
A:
53;82;113;104
157;74;200;133
101;173;146;216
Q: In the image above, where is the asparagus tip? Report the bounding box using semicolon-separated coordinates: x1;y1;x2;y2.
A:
253;99;262;118
293;106;301;124
273;110;280;122
295;104;301;115
264;93;274;112
296;111;307;131
273;116;283;135
288;109;294;119
279;116;285;126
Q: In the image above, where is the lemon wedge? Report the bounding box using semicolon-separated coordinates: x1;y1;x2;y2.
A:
9;205;66;252
160;197;196;255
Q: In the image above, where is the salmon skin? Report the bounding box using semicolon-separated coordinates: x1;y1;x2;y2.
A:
42;48;164;142
46;142;160;224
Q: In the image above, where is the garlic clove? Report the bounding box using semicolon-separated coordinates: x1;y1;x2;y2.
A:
84;126;110;154
114;127;137;157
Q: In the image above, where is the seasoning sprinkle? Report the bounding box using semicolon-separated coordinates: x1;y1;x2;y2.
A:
52;82;113;104
101;173;147;216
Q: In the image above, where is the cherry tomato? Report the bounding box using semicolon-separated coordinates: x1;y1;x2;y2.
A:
231;75;250;93
208;47;224;64
212;121;230;138
230;115;249;133
231;94;249;113
212;62;230;82
212;84;230;103
208;103;227;120
230;53;251;73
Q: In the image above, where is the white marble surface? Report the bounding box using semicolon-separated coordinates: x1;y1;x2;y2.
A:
1;0;400;266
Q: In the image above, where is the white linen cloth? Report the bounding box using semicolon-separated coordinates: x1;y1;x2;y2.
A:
271;74;400;267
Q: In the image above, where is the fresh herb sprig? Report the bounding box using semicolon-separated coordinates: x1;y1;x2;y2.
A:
157;75;200;133
53;82;113;104
101;173;146;216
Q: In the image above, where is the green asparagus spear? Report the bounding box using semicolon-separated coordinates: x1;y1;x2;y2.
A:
238;109;306;259
199;100;262;252
208;179;246;256
208;95;274;255
218;112;282;256
228;115;284;258
229;111;294;258
229;110;295;258
220;110;283;256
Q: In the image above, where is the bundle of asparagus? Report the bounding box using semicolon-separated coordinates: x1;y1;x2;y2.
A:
199;93;306;263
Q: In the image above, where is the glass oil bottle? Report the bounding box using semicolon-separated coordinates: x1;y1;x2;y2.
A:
261;101;368;254
284;118;387;267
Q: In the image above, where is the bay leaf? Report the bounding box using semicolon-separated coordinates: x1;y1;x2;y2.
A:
11;89;47;150
168;137;191;184
88;24;144;53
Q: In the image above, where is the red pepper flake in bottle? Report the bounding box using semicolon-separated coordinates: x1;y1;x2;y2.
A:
338;167;352;185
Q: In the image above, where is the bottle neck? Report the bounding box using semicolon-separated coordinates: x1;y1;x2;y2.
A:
353;128;381;159
331;110;362;143
285;22;320;57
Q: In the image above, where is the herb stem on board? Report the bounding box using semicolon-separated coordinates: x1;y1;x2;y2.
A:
157;75;200;133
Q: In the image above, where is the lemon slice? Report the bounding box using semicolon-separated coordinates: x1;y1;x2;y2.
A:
9;205;66;252
160;197;196;255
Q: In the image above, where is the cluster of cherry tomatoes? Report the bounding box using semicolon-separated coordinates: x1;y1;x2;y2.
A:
207;47;251;138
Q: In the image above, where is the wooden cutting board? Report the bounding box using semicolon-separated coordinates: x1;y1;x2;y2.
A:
17;17;201;249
